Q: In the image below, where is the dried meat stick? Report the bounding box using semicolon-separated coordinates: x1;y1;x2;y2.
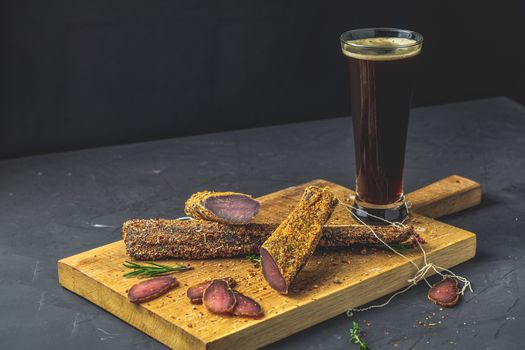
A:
123;219;415;260
260;186;338;294
123;219;272;260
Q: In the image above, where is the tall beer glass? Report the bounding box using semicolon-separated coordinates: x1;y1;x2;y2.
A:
340;28;423;223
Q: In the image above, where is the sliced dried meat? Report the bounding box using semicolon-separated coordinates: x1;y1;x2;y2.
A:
123;218;414;260
428;277;460;308
202;279;237;314
260;186;338;294
232;291;264;318
186;277;236;304
185;191;260;225
127;276;179;304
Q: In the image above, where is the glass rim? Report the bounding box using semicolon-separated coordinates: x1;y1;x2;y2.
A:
340;27;424;49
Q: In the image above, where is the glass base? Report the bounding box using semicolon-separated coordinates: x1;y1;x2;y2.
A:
352;196;408;225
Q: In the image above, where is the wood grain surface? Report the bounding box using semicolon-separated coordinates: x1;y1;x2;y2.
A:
58;176;480;350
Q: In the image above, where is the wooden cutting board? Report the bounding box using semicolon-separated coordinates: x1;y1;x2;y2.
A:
58;175;480;350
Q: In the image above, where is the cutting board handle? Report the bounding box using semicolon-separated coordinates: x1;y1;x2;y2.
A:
406;175;482;219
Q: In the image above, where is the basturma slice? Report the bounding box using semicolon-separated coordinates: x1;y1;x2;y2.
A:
184;191;260;225
186;277;236;304
127;276;179;304
203;280;237;314
232;291;264;318
123;219;415;260
427;277;460;308
260;186;338;294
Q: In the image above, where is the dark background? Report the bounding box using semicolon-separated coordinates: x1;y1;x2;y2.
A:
1;0;524;159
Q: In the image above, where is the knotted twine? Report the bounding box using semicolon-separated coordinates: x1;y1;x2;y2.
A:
337;198;473;317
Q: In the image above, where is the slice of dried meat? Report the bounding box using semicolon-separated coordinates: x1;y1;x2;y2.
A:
202;279;237;314
186;277;236;304
232;291;264;318
184;191;260;225
127;276;179;304
428;277;460;307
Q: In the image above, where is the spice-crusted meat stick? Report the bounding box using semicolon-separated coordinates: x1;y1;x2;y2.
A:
184;191;260;225
123;219;272;260
318;224;415;247
123;219;415;260
260;186;338;294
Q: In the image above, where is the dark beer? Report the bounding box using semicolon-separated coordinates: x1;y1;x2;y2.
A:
341;31;423;216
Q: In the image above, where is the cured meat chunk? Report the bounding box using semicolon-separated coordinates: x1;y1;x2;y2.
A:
184;191;260;225
186;278;236;304
260;186;338;294
127;276;179;304
232;291;264;318
202;280;237;314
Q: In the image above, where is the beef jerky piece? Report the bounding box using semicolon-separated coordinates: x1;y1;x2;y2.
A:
184;191;260;225
186;277;236;304
123;218;414;260
203;280;237;314
232;291;264;318
260;186;338;294
127;276;179;304
428;277;460;308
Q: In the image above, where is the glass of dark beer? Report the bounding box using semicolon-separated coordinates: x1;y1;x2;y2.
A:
340;28;423;223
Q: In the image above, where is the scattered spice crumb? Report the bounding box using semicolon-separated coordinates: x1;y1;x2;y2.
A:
361;248;367;255
333;277;342;284
187;323;193;328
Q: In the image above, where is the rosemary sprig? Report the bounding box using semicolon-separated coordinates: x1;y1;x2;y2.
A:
349;321;370;350
123;261;193;278
245;254;261;266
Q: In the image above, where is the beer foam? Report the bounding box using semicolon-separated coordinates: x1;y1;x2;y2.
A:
342;37;422;61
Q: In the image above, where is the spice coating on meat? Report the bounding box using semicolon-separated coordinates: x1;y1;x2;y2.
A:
123;219;415;260
184;191;260;225
260;186;338;294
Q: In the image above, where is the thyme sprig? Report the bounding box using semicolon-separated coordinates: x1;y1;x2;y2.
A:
349;321;370;350
123;261;193;278
245;254;261;267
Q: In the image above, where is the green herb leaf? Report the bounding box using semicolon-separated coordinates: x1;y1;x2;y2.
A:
123;261;193;278
245;254;261;266
349;321;370;350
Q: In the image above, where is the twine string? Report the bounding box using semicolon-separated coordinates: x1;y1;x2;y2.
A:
338;198;473;316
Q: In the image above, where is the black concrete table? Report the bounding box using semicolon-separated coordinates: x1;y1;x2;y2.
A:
1;97;524;350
